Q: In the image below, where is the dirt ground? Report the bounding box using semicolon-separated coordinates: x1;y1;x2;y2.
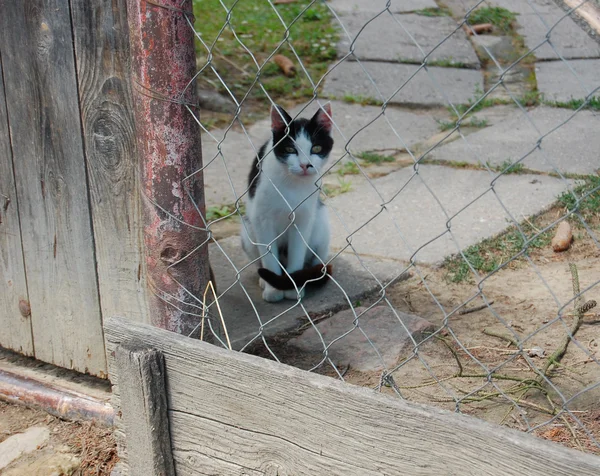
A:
1;212;597;472
0;401;117;475
248;205;600;455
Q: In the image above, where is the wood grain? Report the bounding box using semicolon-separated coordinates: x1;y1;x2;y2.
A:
70;0;148;325
105;317;600;476
0;55;34;355
0;0;105;375
115;344;175;476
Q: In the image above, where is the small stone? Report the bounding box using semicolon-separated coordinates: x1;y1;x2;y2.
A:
287;306;435;372
527;346;545;358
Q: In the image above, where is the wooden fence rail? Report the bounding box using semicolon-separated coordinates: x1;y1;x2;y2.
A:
105;316;600;476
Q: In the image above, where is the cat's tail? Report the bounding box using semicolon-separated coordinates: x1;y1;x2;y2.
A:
257;264;333;291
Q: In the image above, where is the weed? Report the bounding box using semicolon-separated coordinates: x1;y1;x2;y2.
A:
337;161;360;176
192;0;338;102
322;177;353;197
518;90;541;107
356;151;396;164
493;159;525;175
206;203;245;221
413;7;451;17
437;117;488;131
467;6;517;32
427;58;469;68
545;96;600;111
342;94;383;106
450;96;511;118
558;175;600;218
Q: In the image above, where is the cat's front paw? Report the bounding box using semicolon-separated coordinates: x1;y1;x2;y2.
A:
284;288;305;301
262;284;284;303
258;277;266;289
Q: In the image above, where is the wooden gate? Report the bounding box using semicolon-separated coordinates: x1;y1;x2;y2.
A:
0;0;147;377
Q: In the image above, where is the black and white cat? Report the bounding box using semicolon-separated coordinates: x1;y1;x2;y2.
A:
241;103;334;302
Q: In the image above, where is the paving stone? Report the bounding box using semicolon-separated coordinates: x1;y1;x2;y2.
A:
0;426;50;470
287;306;435;372
209;236;410;350
202;101;439;206
329;0;438;15
514;12;600;60
336;13;480;67
326;164;571;264
536;59;600;102
430;107;600;175
2;446;80;476
323;61;484;107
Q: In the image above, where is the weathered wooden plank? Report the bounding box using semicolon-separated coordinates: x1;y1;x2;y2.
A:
0;0;105;375
70;0;148;324
105;317;600;476
115;344;175;476
0;55;34;355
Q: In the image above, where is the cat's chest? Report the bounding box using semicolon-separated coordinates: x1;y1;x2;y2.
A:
257;182;318;214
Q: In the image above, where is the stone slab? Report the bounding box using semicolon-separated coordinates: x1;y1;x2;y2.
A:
287;306;435;372
430;106;600;175
337;13;480;67
0;427;50;470
323;61;484;106
202;101;439;206
328;0;438;15
536;59;600;102
515;12;600;60
326;165;571;264
208;236;410;350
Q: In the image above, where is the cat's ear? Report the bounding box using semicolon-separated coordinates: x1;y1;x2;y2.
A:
311;102;333;133
271;104;292;133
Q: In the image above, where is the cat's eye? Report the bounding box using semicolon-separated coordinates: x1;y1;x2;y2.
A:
311;145;322;154
285;146;296;154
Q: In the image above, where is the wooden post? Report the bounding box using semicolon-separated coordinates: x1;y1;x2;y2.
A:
126;0;210;335
115;343;175;476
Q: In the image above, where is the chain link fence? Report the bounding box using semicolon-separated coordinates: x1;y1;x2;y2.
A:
145;0;600;455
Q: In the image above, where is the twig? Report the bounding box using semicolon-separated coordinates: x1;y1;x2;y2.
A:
435;335;463;376
482;328;519;347
538;264;587;379
459;300;494;315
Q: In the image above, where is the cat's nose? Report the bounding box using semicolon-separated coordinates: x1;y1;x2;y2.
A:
300;163;313;172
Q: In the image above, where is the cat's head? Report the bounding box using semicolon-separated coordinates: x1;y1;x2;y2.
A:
270;103;334;177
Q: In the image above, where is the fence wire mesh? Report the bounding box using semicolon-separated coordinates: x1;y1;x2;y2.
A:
148;0;600;454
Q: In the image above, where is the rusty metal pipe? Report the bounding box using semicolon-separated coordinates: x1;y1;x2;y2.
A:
127;0;210;335
0;369;114;427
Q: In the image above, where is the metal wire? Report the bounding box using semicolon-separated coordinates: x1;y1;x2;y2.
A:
150;0;600;454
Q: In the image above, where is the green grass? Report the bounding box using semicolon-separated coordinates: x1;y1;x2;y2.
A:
337;161;360;176
444;220;553;283
192;0;338;101
413;7;452;17
444;174;600;283
545;96;600;111
467;6;517;32
356;151;396;164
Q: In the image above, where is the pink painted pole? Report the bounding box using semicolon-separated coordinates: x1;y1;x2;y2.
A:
127;0;209;335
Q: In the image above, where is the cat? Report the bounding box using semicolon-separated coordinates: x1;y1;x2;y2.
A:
241;103;334;302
